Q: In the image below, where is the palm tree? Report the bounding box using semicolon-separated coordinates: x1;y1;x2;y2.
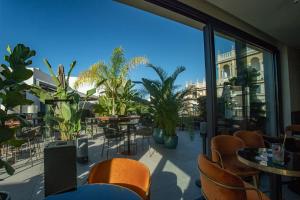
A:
74;47;148;115
139;64;189;136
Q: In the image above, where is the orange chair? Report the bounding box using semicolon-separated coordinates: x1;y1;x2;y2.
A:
234;130;265;148
88;158;151;200
198;154;269;200
211;135;260;187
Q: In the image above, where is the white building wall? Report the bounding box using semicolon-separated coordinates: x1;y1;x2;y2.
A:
68;76;103;96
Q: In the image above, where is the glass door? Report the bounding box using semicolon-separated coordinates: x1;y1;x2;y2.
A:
214;32;277;135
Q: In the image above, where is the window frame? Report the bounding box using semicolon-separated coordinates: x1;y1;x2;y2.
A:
144;0;281;139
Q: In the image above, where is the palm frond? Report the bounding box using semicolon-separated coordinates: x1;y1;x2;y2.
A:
124;56;148;71
111;47;125;76
147;64;167;82
171;66;186;83
74;62;105;88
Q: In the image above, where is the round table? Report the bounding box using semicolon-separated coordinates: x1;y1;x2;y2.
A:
237;148;300;200
45;184;142;200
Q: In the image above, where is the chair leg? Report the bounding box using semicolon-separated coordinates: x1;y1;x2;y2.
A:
116;137;120;153
34;140;39;160
148;137;151;150
5;144;9;161
252;175;259;188
142;135;145;150
28;139;33;167
106;140;110;160
13;148;17;163
101;138;106;157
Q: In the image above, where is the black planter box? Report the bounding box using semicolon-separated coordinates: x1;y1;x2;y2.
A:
44;141;77;197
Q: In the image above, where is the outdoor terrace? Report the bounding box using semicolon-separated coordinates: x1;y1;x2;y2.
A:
1;128;300;200
0;130;202;200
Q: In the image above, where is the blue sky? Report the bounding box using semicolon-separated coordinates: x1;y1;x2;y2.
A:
0;0;232;86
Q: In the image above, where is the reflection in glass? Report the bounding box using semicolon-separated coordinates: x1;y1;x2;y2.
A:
214;33;276;135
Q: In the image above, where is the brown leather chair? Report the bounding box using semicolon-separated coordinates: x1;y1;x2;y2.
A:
211;135;260;187
198;154;269;200
234;130;265;148
88;158;151;200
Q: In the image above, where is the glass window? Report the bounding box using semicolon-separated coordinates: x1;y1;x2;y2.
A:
214;32;276;134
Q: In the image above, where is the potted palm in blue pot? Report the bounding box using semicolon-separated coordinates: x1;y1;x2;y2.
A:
139;64;189;147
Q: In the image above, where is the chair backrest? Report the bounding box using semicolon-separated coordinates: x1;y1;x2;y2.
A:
286;124;300;135
88;158;150;200
233;130;265;148
198;154;246;200
211;135;245;162
103;127;118;139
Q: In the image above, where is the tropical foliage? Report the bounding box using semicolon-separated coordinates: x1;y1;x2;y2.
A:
0;44;35;175
74;47;148;116
138;64;189;136
31;60;96;141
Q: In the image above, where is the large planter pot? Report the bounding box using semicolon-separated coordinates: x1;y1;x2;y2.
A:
163;135;178;149
152;128;164;144
0;191;11;200
44;141;77;196
76;137;88;163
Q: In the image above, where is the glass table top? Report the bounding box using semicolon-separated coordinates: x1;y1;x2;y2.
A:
237;148;300;177
45;184;142;200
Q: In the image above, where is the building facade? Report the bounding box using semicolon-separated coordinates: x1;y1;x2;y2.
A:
185;47;266;121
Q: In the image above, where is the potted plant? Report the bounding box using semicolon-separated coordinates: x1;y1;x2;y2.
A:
137;65;165;144
0;44;35;199
139;64;189;147
31;59;96;162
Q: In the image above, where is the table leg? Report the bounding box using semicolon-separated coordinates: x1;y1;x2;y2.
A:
270;174;282;200
127;126;131;154
288;179;300;195
120;125;136;155
195;134;207;188
200;134;207;154
195;179;201;187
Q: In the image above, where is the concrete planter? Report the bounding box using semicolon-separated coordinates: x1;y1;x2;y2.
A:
152;128;164;144
163;135;178;149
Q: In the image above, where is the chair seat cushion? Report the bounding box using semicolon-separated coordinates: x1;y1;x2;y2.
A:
223;156;259;177
244;182;270;200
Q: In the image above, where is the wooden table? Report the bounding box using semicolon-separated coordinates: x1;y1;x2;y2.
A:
237;148;300;200
45;184;142;200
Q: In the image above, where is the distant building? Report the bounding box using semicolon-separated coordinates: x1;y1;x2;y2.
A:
68;76;103;96
216;47;265;97
217;47;265;120
18;68;97;120
185;47;265;120
184;79;206;116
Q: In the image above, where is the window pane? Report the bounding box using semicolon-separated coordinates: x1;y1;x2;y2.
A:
214;33;276;135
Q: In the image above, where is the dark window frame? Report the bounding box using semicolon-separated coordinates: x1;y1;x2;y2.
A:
145;0;281;137
145;0;278;53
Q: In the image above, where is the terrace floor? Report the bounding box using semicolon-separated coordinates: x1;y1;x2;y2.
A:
1;130;300;200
